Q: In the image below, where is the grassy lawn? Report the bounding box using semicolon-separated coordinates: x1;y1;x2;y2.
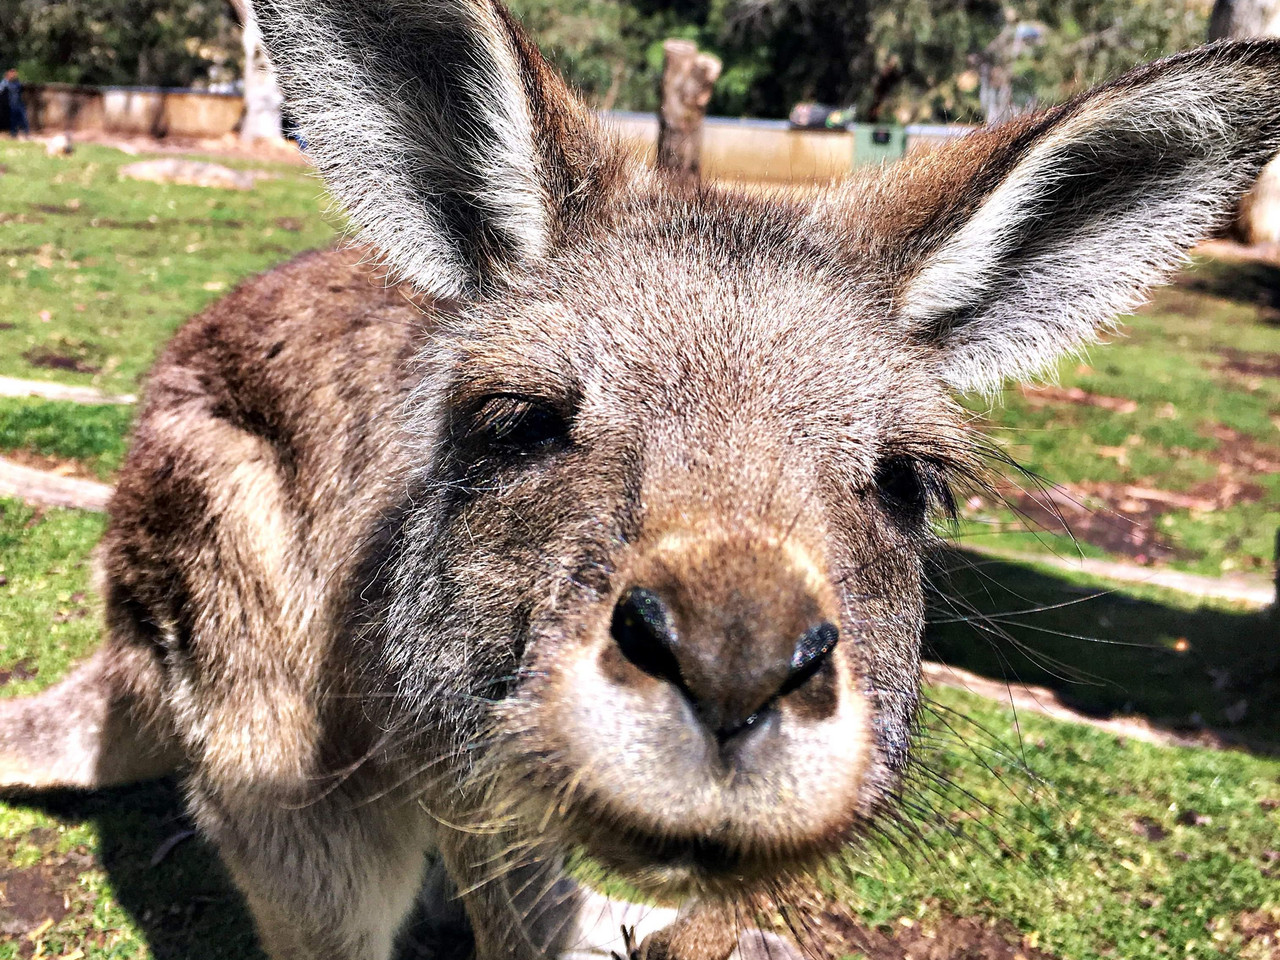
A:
956;256;1280;577
0;398;131;481
0;141;1278;957
0;141;334;395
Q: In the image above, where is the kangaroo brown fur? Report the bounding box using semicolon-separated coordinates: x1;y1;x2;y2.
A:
3;5;1280;959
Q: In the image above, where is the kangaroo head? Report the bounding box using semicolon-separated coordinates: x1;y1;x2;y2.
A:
257;0;1280;895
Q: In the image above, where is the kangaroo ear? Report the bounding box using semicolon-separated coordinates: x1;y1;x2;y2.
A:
254;0;623;297
875;41;1280;394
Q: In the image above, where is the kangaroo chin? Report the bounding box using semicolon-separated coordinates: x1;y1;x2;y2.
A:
2;6;1280;959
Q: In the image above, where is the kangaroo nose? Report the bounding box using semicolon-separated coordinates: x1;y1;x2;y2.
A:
610;586;840;742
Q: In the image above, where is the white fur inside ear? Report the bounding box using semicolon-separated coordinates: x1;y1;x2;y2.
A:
897;67;1261;395
258;0;549;297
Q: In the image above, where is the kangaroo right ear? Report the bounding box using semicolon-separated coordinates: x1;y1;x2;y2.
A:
254;0;625;297
855;41;1280;395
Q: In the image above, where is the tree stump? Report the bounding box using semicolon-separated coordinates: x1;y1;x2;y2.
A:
231;0;285;144
656;39;722;185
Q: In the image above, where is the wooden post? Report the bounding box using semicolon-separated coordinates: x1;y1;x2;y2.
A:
656;39;722;185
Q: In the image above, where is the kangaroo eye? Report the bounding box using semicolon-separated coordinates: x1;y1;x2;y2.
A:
472;394;570;455
873;455;956;522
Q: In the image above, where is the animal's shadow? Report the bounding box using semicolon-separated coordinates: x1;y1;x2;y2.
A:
0;779;265;960
1;778;473;959
926;547;1280;751
1180;254;1280;325
2;554;1276;957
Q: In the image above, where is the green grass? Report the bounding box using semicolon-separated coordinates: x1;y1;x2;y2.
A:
0;398;133;480
957;256;1280;576
835;684;1280;960
0;499;106;699
0;141;335;394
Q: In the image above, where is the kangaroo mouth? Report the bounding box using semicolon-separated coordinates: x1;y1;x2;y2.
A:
555;792;846;897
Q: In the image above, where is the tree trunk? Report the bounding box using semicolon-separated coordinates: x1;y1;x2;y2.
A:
1210;0;1280;244
230;0;284;144
656;39;722;185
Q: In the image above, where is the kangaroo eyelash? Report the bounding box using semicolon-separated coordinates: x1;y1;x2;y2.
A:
466;393;573;455
874;455;960;523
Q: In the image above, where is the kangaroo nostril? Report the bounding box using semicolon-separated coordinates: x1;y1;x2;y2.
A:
780;621;839;697
611;587;684;688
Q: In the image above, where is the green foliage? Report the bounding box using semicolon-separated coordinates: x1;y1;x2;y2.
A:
0;0;1212;118
508;0;665;110
0;0;239;86
1011;0;1211;109
709;0;1210;120
504;0;1212;120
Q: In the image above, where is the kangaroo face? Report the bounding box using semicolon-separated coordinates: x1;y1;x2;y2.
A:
378;195;968;887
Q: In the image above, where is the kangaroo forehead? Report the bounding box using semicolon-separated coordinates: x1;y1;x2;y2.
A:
455;252;922;401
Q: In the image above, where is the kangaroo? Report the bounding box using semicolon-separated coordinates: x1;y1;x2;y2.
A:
2;3;1279;957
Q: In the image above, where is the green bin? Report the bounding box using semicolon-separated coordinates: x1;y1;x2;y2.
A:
851;123;906;168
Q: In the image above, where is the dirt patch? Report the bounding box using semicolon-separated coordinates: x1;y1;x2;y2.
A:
1202;424;1280;477
0;323;14;331
998;483;1192;565
0;659;37;686
0;449;101;483
0;828;97;947
0;865;70;939
275;216;304;232
813;905;1059;960
21;344;103;376
84;217;157;231
1214;347;1280;380
1017;384;1138;414
1227;908;1280;959
986;421;1278;564
0;835;92;942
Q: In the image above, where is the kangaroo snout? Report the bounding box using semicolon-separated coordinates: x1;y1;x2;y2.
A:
512;528;870;888
608;543;841;747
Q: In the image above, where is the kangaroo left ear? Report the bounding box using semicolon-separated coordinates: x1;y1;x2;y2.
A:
872;41;1280;394
254;0;626;298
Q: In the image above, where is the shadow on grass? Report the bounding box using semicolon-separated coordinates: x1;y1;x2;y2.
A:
2;778;469;959
926;547;1280;750
1179;255;1280;323
1;779;264;960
